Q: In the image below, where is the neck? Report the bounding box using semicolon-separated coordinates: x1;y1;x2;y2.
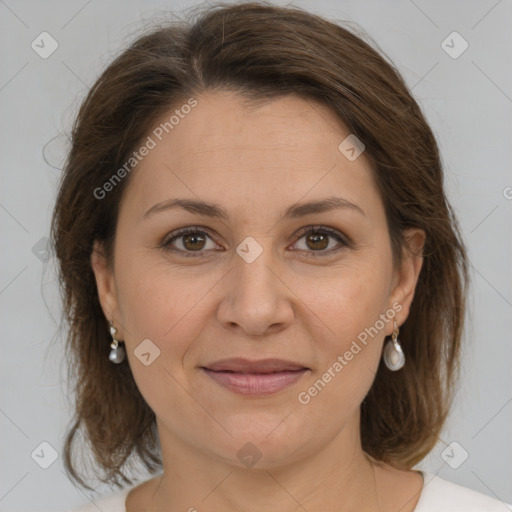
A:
146;415;381;512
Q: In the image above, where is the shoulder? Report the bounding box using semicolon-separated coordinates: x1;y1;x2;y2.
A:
64;474;161;512
415;471;512;512
65;487;131;512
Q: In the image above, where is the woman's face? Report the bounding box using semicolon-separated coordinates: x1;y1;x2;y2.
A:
92;90;424;469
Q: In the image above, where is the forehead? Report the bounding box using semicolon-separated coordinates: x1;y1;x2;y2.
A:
120;90;382;221
160;91;351;160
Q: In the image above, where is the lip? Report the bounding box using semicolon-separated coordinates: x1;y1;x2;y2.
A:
201;367;309;396
200;358;310;396
203;357;308;373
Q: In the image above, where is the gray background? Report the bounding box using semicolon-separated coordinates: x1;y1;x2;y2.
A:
1;0;511;510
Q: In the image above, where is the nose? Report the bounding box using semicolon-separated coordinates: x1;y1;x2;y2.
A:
216;243;295;337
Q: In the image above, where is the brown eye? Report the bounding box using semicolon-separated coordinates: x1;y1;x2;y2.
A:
163;227;218;257
292;226;348;256
182;232;207;251
305;232;329;251
162;225;348;259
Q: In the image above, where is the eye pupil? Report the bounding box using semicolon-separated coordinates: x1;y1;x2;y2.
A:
183;233;206;251
306;233;329;250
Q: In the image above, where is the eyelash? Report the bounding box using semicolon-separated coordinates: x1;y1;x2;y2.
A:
161;225;349;258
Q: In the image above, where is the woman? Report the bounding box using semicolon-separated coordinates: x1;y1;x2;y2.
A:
53;2;510;511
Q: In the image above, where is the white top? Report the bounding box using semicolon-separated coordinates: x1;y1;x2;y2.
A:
68;470;512;512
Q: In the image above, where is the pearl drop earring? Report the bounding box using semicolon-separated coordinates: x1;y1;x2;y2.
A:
383;320;405;371
109;321;126;364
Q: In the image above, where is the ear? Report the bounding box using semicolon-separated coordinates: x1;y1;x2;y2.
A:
90;240;123;338
386;228;425;333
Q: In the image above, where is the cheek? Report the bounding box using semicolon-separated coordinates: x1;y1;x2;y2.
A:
304;260;392;390
114;264;207;416
316;260;392;337
296;275;389;416
114;255;206;357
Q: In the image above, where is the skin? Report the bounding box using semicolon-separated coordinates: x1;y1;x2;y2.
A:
91;90;426;512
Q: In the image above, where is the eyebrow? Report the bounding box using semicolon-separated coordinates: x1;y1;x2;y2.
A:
143;196;366;221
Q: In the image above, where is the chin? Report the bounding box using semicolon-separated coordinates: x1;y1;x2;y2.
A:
206;420;310;469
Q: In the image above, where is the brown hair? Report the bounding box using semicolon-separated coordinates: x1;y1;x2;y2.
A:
51;1;469;491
